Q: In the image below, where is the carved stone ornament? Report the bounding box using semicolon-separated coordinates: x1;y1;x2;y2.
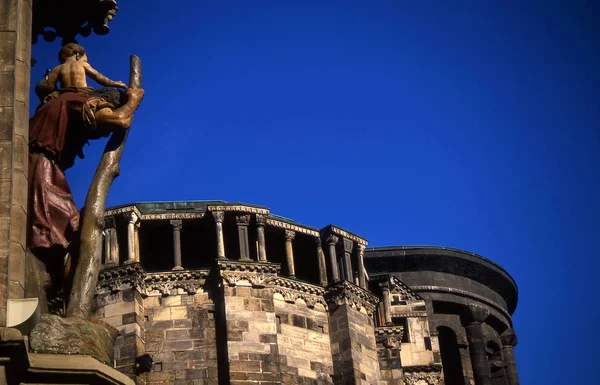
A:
376;326;405;350
285;230;296;241
103;216;116;229
389;276;423;301
325;280;379;316
96;263;209;296
212;211;225;223
236;215;251;225
403;371;442;385
170;219;183;230
218;260;280;288
269;277;327;309
326;234;339;245
256;214;267;225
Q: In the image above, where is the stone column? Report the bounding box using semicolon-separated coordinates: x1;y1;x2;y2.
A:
256;214;267;262
134;221;141;263
284;230;295;277
236;215;251;261
466;305;492;385
501;329;520;385
213;211;225;259
342;238;353;282
326;235;340;283
0;0;32;325
103;216;119;266
124;212;139;264
357;244;366;289
382;285;392;325
170;220;183;270
316;237;327;287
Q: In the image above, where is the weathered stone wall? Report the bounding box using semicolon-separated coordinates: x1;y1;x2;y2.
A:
143;289;217;385
329;304;379;385
274;295;333;384
224;285;280;385
95;288;145;382
95;286;218;385
0;0;31;326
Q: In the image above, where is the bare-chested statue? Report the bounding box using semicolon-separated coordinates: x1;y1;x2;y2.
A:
28;43;144;263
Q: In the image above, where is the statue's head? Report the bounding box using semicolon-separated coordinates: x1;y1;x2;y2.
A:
58;43;87;63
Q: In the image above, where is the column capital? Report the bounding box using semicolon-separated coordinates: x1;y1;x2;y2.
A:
326;235;339;246
170;219;182;230
285;230;295;241
315;237;322;247
256;214;267;225
342;238;353;253
501;328;518;347
356;244;365;254
125;211;138;224
212;211;224;223
466;304;490;324
236;214;251;225
104;216;116;229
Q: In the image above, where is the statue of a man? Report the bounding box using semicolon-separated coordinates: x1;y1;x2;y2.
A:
28;43;144;262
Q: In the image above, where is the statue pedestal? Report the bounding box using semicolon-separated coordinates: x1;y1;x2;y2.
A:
29;314;119;365
0;326;133;385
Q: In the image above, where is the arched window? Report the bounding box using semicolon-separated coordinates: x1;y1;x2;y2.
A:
437;326;464;385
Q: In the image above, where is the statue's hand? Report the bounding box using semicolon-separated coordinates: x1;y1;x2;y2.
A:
115;81;127;89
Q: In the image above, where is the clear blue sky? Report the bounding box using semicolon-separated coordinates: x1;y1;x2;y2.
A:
31;1;599;383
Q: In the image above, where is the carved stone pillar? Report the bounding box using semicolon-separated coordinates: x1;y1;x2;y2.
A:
466;305;492;385
285;230;296;277
236;215;251;261
316;238;327;287
357;244;366;289
382;285;392;325
501;329;520;385
170;220;183;270
124;212;139;264
326;235;340;283
256;214;267;262
342;238;353;282
103;216;118;266
134;221;141;262
213;211;225;260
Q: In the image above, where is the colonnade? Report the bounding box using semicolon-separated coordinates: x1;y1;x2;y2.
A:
102;210;369;289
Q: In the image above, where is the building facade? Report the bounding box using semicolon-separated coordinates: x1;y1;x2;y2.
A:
93;201;519;385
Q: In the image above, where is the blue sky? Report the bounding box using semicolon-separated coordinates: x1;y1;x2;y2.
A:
31;1;599;383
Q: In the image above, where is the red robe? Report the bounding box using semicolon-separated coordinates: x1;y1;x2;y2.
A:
28;89;111;251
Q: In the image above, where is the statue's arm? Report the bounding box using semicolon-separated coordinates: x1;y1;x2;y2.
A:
83;62;127;89
46;67;61;90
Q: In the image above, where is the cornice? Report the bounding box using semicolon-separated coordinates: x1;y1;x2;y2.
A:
140;213;205;221
265;218;319;237
218;260;280;288
207;205;270;215
327;226;368;246
96;264;210;296
104;205;142;219
269;277;327;309
325;280;379;316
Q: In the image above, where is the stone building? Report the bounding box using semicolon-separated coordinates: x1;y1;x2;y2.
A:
94;200;520;385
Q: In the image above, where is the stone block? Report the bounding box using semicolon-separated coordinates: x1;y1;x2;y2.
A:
153;307;170;320
0;74;14;107
229;360;260;372
13;100;28;138
13;58;29;106
12;134;25;172
0;107;12;141
163;340;193;351
7;206;24;249
11;170;26;210
146;371;176;383
166;329;189;340
144;296;161;308
15;4;31;65
8;279;23;298
145;320;173;330
170;305;189;319
8;241;23;284
104;301;134;318
161;295;181;307
174;318;192;328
